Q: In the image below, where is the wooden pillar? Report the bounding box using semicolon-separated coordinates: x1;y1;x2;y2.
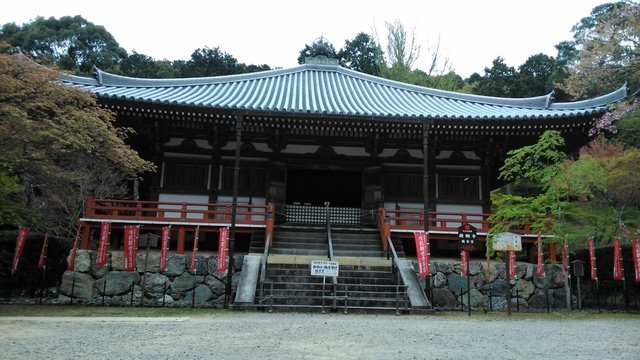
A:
177;226;186;254
422;121;432;232
225;114;243;308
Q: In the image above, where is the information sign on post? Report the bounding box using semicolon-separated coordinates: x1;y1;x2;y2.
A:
458;223;477;251
493;232;522;316
310;260;339;277
493;232;522;252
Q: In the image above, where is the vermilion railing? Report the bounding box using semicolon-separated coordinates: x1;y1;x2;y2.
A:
84;196;269;226
80;197;274;253
378;208;551;234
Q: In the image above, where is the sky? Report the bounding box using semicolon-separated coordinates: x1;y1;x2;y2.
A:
1;0;609;78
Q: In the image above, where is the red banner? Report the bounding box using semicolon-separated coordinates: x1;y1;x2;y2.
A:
190;226;200;273
508;251;517;279
159;226;170;273
460;250;468;276
123;225;139;272
632;240;640;284
536;233;544;277
217;227;229;273
613;237;625;281
588;237;598;281
68;230;80;271
413;231;430;277
37;233;49;270
96;222;110;267
11;227;29;274
561;238;569;270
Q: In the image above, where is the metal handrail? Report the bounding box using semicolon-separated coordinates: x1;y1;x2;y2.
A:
325;202;338;309
258;230;272;306
258;205;275;306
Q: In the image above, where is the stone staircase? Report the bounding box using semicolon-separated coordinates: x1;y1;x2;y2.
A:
238;226;431;314
255;257;412;313
249;226;406;258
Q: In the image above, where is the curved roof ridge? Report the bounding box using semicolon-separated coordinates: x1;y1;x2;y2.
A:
91;65;309;87
549;84;627;110
84;63;561;109
57;62;627;121
331;65;555;109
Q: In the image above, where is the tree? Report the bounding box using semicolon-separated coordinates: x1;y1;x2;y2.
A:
338;32;382;75
376;20;421;82
488;130;569;256
174;47;270;77
0;49;154;236
517;53;558;96
0;16;127;75
177;47;240;77
119;50;178;78
472;57;518;97
557;137;640;243
561;1;640;98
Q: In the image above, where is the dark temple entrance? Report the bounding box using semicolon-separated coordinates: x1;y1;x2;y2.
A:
286;169;362;207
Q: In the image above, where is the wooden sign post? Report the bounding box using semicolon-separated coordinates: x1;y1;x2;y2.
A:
493;232;522;316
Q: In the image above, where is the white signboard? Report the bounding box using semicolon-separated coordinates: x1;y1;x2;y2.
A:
310;260;339;277
493;232;522;252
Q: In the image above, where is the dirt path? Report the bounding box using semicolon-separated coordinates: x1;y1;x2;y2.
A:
1;312;639;359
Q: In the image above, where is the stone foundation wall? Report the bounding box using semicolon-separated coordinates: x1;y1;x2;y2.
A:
58;250;575;310
415;259;576;311
58;250;242;307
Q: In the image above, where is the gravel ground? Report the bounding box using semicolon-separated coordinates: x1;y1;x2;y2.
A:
1;311;639;359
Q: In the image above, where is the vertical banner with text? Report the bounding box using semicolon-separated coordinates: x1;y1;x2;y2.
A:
11;226;29;274
613;237;625;281
217;227;229;273
414;231;430;277
632;240;640;284
190;226;200;273
159;226;170;273
123;225;139;272
37;233;49;270
460;250;468;276
96;222;111;267
536;233;544;277
588;237;598;282
508;251;517;279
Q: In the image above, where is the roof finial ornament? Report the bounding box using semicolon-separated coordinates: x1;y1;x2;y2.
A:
305;36;339;65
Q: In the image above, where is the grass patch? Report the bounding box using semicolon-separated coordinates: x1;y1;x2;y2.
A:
0;304;231;317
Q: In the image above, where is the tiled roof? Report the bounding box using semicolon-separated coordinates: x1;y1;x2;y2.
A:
60;63;627;121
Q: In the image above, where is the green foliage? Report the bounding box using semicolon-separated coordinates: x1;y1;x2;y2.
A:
0;172;35;227
518;53;559;96
561;1;640;98
487;190;554;257
338;32;382;75
175;47;271;78
616;107;640;148
499;130;567;189
0;52;155;235
381;19;420;70
471;57;517;97
488;131;573;257
469;55;560;98
0;15;127;75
